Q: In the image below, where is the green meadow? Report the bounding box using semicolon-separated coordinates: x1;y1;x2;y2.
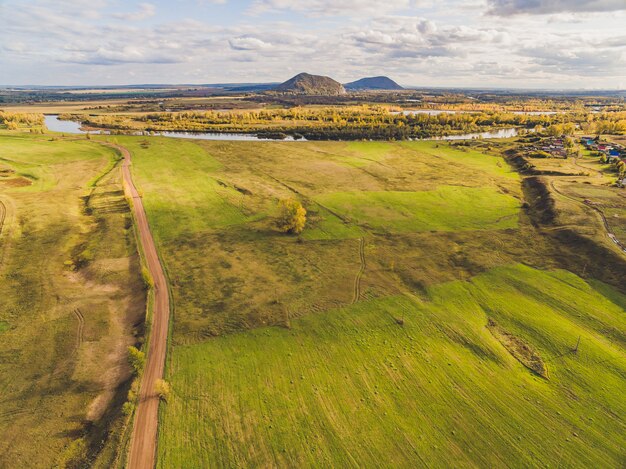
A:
159;265;625;468
109;136;625;467
3;128;624;467
0;131;144;467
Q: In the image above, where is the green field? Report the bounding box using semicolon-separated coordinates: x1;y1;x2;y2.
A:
159;264;625;468
106;136;626;467
0;131;144;467
2;129;625;467
315;186;518;233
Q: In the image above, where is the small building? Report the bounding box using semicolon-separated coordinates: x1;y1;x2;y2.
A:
609;149;620;157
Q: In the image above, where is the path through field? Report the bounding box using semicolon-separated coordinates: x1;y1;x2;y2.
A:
0;197;15;270
72;308;85;351
105;143;170;469
550;180;626;254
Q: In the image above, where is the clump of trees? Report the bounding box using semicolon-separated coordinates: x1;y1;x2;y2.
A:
0;111;44;129
276;198;306;234
56;106;626;140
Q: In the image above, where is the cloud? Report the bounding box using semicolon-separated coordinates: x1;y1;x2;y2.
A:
228;36;272;51
521;45;625;75
0;0;624;88
62;46;183;65
248;0;412;16
114;3;156;21
345;17;510;60
487;0;626;15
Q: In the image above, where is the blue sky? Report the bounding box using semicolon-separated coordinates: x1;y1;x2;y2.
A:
0;0;625;88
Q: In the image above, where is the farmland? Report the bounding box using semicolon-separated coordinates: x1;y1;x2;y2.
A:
107;135;626;467
0;131;144;468
1;124;625;467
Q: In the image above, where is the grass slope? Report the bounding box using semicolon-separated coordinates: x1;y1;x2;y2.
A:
158;264;625;468
111;135;624;467
315;186;519;232
0;132;144;468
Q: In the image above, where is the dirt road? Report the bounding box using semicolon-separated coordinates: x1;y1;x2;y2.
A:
105;143;170;469
550;179;626;255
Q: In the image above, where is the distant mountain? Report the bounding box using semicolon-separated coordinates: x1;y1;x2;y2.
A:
274;73;345;95
344;76;404;91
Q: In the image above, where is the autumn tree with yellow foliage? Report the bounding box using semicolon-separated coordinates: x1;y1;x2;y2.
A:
276;198;306;234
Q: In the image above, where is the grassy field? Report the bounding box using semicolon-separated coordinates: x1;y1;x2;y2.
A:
159;264;625;468
104;135;626;467
0;131;144;467
2;127;624;467
115;136;526;340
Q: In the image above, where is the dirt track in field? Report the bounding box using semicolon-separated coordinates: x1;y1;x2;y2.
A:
105;143;170;469
550;179;626;255
0;197;15;270
352;237;366;304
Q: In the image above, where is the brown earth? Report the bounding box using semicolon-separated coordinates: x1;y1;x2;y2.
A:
105;143;170;469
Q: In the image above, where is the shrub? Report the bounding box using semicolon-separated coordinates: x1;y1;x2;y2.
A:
154;379;172;401
122;401;135;416
141;266;154;289
127;346;145;374
56;438;88;469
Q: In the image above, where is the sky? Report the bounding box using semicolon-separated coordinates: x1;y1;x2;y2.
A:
0;0;625;89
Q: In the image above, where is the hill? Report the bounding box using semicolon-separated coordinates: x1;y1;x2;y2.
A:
274;72;345;95
345;76;404;90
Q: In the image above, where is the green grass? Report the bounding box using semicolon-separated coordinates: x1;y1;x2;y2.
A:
403;141;518;180
158;264;625;468
99;135;624;467
113;136;256;242
0;132;114;192
0;131;144;468
315;186;519;233
339;142;392;167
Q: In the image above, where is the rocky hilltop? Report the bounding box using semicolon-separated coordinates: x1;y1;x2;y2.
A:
274;73;346;95
344;76;404;90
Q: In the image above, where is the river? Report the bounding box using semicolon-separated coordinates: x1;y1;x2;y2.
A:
44;115;529;141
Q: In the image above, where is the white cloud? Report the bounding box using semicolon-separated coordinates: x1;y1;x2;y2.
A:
248;0;412;16
114;3;156;21
0;0;624;88
487;0;626;15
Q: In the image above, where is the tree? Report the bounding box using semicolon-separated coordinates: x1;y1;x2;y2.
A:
276;198;306;234
127;346;145;374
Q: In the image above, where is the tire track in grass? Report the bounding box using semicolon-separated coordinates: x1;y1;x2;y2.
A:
72;308;85;351
352;237;366;304
0;197;15;271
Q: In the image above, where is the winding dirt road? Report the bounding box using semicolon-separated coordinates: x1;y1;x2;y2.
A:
550;179;626;255
105;143;170;469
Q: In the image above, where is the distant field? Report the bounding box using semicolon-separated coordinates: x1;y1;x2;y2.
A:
0;131;144;467
109;135;625;466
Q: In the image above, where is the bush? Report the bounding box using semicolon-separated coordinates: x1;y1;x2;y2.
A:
56;438;88;469
154;379;172;401
141;266;154;289
122;401;135;416
127;346;145;374
276;198;307;234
